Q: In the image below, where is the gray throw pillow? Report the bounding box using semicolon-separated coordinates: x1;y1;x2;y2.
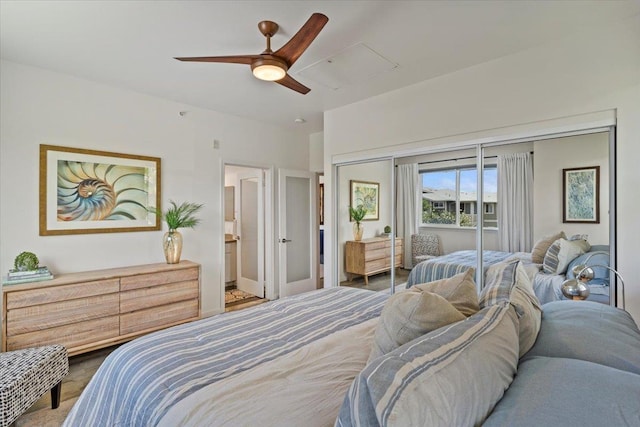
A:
412;269;480;317
368;288;466;362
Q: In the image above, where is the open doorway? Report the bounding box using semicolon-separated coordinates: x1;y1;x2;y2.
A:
224;164;269;310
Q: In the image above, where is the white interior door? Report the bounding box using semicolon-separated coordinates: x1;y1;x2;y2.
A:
278;169;317;297
237;170;265;298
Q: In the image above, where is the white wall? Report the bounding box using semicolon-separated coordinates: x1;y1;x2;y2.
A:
309;131;324;172
534;132;609;244
323;15;640;320
0;60;309;338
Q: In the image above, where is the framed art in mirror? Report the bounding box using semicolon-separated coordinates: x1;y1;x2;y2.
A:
39;144;161;235
350;180;379;221
563;165;599;224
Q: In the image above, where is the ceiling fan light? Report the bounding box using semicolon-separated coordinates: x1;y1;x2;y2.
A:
251;58;288;81
253;64;286;81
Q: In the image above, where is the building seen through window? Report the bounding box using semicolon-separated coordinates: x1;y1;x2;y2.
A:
421;167;497;228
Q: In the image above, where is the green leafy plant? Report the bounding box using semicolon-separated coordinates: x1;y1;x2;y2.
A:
162;201;204;230
349;205;367;225
14;251;39;271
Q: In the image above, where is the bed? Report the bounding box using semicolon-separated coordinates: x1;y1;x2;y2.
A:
407;250;513;284
407;247;610;305
63;287;388;427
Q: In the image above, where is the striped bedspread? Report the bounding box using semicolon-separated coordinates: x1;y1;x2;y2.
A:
63;287;388;427
407;250;513;286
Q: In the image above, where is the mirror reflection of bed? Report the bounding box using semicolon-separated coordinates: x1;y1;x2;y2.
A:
337;130;615;305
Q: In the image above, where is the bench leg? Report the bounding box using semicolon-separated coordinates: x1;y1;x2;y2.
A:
51;381;62;409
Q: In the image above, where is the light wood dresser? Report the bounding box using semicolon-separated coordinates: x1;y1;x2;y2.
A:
345;237;403;285
2;260;200;356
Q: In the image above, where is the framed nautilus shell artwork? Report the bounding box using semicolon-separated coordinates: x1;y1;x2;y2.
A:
39;145;161;235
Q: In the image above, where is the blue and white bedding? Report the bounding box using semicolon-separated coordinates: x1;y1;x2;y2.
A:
408;248;611;305
63;287;388;427
407;250;513;286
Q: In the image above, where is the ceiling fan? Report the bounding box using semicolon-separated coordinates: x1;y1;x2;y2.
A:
175;13;329;95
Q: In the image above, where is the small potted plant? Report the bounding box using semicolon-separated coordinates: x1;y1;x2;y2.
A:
349;205;367;241
14;251;39;272
160;201;203;264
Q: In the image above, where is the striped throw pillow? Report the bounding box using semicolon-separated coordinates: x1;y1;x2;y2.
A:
531;231;566;264
479;259;519;308
543;238;587;274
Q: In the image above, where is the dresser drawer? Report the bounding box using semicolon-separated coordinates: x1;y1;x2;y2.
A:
365;247;397;261
6;293;119;335
7;315;119;351
120;267;199;291
365;258;388;273
120;280;199;313
120;299;199;336
363;240;390;250
6;279;120;310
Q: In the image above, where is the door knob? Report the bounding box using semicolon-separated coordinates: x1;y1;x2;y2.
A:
280;238;292;243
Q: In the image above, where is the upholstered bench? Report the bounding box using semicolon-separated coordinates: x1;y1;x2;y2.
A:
0;345;69;426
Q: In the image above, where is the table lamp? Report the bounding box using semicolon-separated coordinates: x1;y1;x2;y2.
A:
561;251;625;308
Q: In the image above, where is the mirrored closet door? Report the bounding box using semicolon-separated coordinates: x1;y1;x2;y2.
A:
336;159;403;293
332;127;617;307
399;147;484;290
482;131;614;305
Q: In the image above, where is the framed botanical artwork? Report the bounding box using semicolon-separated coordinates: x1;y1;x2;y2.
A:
563;166;599;224
39;144;161;235
350;180;379;221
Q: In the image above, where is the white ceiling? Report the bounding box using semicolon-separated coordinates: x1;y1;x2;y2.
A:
1;1;638;134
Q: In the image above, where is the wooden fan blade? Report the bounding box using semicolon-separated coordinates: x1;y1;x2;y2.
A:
174;55;261;64
275;74;311;94
274;13;328;67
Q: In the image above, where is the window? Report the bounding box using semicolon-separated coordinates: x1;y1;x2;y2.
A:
421;166;497;228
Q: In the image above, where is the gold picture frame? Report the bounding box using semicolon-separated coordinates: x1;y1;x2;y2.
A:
39;144;161;235
350;180;379;221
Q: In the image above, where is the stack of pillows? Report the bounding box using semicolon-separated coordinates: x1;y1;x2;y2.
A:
368;269;479;362
530;231;591;275
369;261;543;363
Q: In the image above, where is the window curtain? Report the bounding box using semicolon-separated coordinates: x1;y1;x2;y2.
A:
396;163;420;269
497;152;533;252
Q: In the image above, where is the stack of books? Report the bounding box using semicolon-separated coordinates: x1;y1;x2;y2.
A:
3;266;54;285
